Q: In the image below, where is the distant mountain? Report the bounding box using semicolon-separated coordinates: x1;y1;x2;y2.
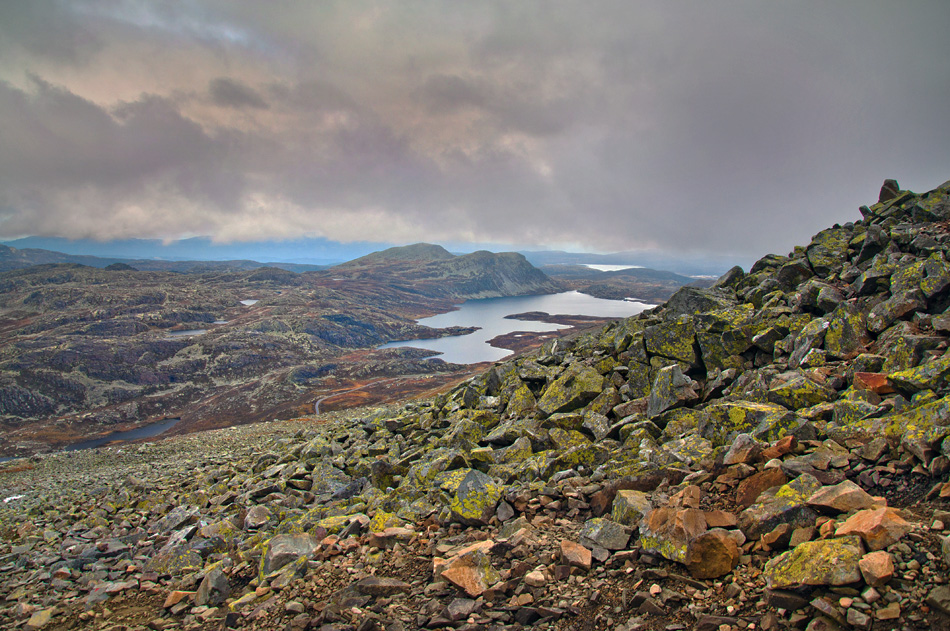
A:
330;243;561;299
539;263;711;302
336;242;457;267
519;249;747;277
0;244;327;273
0;236;387;265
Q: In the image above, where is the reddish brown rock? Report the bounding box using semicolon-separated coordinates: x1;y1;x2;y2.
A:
807;480;882;514
761;436;798;461
685;529;740;579
858;550;895;587
589;489;614;517
789;526;815;547
670;485;702;509
736;468;787;509
704;509;738;529
761;523;793;551
560;540;592;572
723;433;763;465
640;506;707;563
439;555;496;597
163;591;194;608
835;508;912;551
853;372;896;394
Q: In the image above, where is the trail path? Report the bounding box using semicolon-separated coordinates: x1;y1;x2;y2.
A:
313;377;403;414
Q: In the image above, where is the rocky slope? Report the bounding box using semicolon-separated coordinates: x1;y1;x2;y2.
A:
3;179;950;631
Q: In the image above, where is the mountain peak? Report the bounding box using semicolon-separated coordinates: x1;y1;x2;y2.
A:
337;243;455;267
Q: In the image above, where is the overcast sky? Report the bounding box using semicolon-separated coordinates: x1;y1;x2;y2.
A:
1;1;948;259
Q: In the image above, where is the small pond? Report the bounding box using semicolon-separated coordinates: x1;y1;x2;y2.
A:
165;329;208;338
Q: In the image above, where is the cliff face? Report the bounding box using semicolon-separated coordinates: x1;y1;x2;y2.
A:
3;180;950;630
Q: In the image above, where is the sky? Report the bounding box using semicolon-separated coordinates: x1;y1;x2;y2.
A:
1;1;949;261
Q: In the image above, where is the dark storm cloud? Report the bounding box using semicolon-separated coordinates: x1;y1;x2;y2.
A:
209;77;269;109
0;1;948;257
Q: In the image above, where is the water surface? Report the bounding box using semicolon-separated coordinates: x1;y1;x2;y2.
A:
166;329;208;338
582;264;643;272
380;291;648;364
64;418;180;452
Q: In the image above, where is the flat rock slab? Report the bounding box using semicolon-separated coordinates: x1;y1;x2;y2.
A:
764;536;864;589
806;479;881;514
835;507;912;551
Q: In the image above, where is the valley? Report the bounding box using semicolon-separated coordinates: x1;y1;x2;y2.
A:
0;245;698;457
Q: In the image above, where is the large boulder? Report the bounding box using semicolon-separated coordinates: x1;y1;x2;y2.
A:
647;365;699;418
435;468;503;526
738;474;822;540
536;365;604;416
764;536;864;589
259;533;322;578
644;317;698;365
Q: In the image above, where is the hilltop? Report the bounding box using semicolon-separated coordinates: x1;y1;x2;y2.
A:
3;179;950;631
333;245;561;300
337;244;458;266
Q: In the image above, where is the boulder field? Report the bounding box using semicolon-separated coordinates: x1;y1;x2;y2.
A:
3;178;950;630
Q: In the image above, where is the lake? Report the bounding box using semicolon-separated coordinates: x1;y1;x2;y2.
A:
380;291;650;364
64;417;181;452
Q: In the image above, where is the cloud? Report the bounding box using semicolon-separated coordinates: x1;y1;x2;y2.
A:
0;1;948;260
209;77;268;109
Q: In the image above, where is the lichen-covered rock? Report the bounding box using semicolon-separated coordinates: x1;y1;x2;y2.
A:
662;434;714;467
647;364;698;418
644;316;698;365
542;442;608;479
764;536;864;589
315;515;351;534
739;474;822;540
885;394;950;462
259;533;322;578
807;227;852;277
504;383;536;417
611;489;651;527
536;365;604;416
435;468;502;526
888;353;950;393
767;374;836;410
867;290;925;334
640;506;706;563
368;511;403;533
701;401;792;448
824;303;869;359
579;517;631;550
